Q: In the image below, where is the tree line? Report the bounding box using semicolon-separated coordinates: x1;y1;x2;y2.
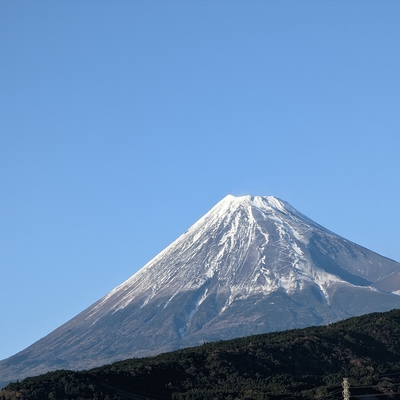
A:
2;309;400;399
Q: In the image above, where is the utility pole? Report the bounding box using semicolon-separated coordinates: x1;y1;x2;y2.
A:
342;378;350;400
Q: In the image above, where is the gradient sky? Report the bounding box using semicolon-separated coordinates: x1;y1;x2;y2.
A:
1;1;399;361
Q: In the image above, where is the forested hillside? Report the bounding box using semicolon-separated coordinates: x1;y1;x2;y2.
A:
2;309;400;399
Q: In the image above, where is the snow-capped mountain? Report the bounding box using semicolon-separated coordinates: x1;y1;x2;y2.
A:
2;195;400;383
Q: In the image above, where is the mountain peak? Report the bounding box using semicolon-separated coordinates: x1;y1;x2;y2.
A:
208;194;289;223
219;194;291;213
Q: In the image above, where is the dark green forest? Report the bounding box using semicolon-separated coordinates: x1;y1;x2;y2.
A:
3;309;400;399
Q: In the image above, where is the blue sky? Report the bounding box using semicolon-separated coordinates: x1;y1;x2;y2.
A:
1;0;399;361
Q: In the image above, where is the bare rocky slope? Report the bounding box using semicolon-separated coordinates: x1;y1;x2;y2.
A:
1;195;400;383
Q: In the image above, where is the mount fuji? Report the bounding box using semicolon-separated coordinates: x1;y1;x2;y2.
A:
2;195;400;383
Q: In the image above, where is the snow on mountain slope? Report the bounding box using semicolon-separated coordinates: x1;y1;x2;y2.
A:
86;195;396;320
2;195;400;383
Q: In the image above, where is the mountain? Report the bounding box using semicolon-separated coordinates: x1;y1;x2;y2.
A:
2;194;400;384
3;309;400;399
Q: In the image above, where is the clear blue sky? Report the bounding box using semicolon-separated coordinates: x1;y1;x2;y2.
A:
1;1;399;361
